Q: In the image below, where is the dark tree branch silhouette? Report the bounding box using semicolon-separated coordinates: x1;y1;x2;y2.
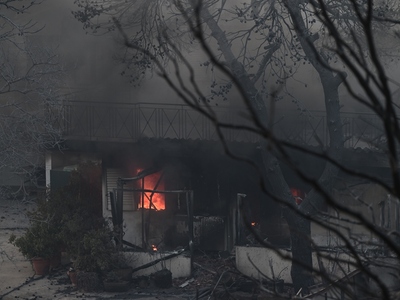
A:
74;0;400;297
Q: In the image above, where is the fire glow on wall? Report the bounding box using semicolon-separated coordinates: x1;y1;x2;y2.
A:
137;170;166;210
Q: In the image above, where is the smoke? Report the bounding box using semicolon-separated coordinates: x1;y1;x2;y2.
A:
24;0;134;103
26;0;400;114
23;0;322;110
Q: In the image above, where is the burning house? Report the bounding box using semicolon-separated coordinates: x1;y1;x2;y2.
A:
46;100;397;283
3;1;399;297
48;102;271;252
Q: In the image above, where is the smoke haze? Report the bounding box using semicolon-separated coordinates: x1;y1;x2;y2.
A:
21;0;400;114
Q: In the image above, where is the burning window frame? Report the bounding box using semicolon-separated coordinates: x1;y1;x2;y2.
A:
109;169;195;252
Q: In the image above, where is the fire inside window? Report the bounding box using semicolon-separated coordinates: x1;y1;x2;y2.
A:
137;170;166;210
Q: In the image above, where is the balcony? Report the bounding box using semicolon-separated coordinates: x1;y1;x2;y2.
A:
61;101;385;149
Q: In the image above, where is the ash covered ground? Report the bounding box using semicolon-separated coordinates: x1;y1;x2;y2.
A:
0;198;275;300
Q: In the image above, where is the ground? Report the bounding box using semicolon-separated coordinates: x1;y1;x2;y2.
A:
0;199;268;300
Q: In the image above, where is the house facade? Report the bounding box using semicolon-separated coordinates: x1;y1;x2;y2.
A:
47;101;392;257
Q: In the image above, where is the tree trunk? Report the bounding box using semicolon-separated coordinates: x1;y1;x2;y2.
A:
200;3;342;292
261;149;315;292
284;209;314;294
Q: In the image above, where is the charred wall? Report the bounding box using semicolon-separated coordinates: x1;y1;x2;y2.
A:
62;138;392;251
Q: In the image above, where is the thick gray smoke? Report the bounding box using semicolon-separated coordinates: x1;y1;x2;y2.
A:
26;0;399;112
26;0;134;103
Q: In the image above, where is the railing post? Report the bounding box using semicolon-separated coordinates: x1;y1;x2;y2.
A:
180;105;184;139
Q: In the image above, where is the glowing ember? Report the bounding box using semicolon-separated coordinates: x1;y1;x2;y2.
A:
290;188;305;205
251;222;257;226
152;244;158;251
137;170;166;210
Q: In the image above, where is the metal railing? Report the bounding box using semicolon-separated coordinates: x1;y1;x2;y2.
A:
61;101;385;149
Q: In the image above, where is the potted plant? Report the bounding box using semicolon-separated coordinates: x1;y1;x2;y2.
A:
67;226;116;292
9;222;61;275
7;162;107;280
67;266;78;286
37;162;114;291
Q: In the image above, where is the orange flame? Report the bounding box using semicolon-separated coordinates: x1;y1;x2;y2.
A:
137;170;165;210
152;244;158;251
251;222;256;226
